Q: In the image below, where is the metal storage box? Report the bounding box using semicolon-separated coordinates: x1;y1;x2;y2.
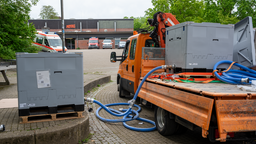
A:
165;22;234;72
17;52;84;116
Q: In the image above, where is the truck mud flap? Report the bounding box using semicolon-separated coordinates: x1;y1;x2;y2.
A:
139;81;214;138
216;100;256;142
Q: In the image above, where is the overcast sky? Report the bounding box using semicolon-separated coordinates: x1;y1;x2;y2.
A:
30;0;153;19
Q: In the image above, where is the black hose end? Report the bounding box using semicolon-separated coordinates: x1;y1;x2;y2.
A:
88;108;93;112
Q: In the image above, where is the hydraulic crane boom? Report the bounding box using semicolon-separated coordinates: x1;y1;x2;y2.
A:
147;12;179;48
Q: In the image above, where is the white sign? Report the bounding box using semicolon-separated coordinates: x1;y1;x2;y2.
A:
36;71;51;88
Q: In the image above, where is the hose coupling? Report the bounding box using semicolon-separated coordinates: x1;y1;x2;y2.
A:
84;97;94;103
128;99;135;108
241;78;249;83
0;125;5;132
162;65;175;69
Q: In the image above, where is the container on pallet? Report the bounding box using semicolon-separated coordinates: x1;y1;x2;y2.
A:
16;52;84;116
165;22;234;72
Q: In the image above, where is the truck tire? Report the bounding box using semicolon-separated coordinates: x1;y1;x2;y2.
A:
175;124;187;135
118;79;125;98
155;106;178;136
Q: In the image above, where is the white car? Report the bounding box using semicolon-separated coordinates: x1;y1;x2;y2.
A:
33;32;68;52
102;39;113;49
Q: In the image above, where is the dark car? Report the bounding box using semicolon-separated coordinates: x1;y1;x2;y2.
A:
118;41;126;49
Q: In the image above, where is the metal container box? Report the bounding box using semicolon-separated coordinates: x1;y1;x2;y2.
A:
165;22;234;72
16;52;84;116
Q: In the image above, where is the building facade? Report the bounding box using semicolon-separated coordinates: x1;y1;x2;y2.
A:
28;19;134;49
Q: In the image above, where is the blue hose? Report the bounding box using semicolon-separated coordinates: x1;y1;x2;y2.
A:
213;60;256;84
90;66;163;131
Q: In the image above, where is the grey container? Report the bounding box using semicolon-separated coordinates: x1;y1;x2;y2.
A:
233;16;255;67
165;22;234;72
16;52;84;116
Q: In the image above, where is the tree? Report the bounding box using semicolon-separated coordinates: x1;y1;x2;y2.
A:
197;0;239;24
0;0;40;59
124;16;148;31
39;5;59;19
235;0;256;27
145;0;256;26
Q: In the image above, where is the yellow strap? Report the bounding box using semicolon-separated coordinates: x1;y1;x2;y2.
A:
175;79;183;83
201;80;213;83
223;62;236;72
212;70;219;77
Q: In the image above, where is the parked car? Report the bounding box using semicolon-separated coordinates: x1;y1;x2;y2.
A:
102;39;113;49
118;41;126;49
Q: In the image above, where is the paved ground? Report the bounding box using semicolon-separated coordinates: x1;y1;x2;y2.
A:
85;81;243;144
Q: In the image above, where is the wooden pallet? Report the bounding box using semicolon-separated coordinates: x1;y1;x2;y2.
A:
20;111;84;124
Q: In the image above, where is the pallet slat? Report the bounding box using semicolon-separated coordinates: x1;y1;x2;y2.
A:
20;111;83;124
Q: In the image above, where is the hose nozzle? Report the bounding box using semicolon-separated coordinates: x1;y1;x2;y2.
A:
128;99;135;108
162;65;175;69
84;97;94;103
241;78;249;83
0;125;5;132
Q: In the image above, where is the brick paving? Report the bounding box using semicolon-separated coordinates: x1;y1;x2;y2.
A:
85;82;243;144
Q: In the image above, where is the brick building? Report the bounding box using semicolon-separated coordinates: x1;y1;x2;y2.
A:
28;19;134;49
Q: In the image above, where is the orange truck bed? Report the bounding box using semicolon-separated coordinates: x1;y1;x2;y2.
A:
138;78;256;142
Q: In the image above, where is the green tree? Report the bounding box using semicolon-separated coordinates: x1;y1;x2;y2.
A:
197;0;239;24
0;0;40;59
124;16;148;31
39;5;59;19
235;0;256;27
145;0;256;26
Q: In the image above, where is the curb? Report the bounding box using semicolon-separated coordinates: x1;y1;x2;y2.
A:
84;75;111;94
0;74;111;144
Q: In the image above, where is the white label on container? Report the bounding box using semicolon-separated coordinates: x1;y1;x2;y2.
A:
28;103;35;107
189;63;198;65
20;103;27;108
36;71;51;88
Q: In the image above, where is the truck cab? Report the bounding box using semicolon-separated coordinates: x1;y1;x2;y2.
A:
33;32;67;52
111;33;163;97
88;37;99;49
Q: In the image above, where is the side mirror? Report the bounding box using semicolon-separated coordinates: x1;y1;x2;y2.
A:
110;52;116;63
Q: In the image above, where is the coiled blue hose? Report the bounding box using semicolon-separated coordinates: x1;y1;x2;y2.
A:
90;66;163;131
213;60;256;84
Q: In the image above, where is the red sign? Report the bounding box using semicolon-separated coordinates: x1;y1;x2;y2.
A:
66;24;75;28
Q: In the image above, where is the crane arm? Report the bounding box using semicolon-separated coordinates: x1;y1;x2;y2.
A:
148;12;179;48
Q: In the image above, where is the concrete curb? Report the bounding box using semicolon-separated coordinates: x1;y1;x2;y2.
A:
84;75;111;94
0;74;111;144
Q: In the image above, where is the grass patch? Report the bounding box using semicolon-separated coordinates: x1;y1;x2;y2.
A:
79;133;93;143
92;87;98;92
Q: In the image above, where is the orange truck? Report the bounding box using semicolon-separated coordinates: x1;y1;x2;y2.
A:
110;12;256;142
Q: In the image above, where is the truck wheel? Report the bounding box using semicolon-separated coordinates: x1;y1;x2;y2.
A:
175;124;187;135
118;79;125;98
155;107;177;136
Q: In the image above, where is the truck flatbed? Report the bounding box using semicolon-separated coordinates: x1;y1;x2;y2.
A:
138;78;256;142
145;78;256;96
